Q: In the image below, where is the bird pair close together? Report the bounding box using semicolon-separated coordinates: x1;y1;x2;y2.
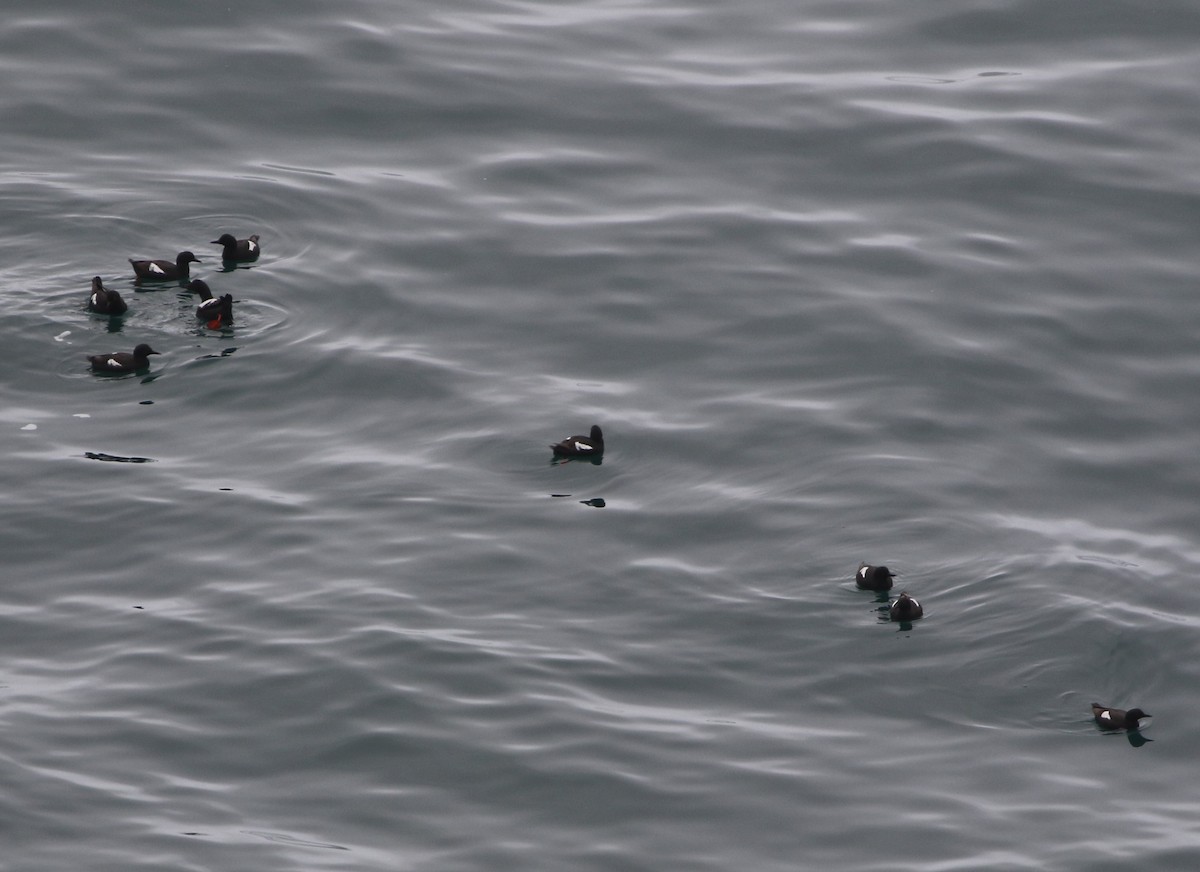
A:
856;563;923;621
128;233;260;284
88;277;232;327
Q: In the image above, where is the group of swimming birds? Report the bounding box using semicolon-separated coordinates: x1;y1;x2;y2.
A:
855;561;1151;733
85;252;1152;735
85;233;260;373
546;439;1148;732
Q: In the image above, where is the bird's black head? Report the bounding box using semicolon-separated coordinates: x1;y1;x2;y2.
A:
133;344;160;357
188;279;213;300
1126;708;1150;723
589;425;603;441
179;251;200;264
212;233;238;246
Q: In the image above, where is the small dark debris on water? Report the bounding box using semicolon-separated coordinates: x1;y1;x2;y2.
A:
139;400;153;405
550;493;571;498
85;452;154;463
581;498;606;508
133;606;144;609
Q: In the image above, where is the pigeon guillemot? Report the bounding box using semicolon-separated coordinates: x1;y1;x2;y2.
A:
856;563;895;591
888;591;923;621
130;251;200;284
1091;703;1150;731
211;233;260;262
87;276;127;315
550;424;604;458
88;343;160;373
188;280;233;328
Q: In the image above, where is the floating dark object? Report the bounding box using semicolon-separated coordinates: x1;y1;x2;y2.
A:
211;232;260;262
1091;703;1151;731
188;279;234;328
856;563;895;591
88;343;160;374
84;452;154;463
130;250;200;283
888;591;923;621
87;276;127;315
550;424;604;458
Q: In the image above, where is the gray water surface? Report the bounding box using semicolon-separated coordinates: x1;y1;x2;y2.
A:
4;2;1200;870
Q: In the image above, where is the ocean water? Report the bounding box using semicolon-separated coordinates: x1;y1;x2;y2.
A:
4;1;1200;869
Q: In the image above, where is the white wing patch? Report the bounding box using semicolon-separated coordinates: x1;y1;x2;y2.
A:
574;441;593;452
91;294;99;306
106;358;122;368
1098;710;1112;722
858;566;867;578
149;262;165;274
248;240;258;252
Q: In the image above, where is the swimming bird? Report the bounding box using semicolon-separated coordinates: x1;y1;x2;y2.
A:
87;343;160;374
130;250;200;283
1091;703;1150;731
188;280;233;328
550;424;604;458
888;591;923;621
86;276;127;315
856;563;895;591
211;233;260;262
